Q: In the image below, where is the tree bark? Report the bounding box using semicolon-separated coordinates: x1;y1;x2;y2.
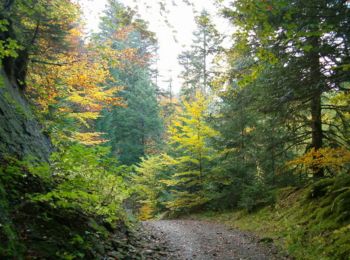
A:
310;91;324;177
309;36;324;178
0;4;29;90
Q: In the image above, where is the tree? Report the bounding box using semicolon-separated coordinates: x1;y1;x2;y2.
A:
215;66;298;209
26;25;124;145
162;91;220;212
133;155;169;219
223;0;350;177
98;69;163;164
178;10;223;98
96;0;163;164
0;0;79;88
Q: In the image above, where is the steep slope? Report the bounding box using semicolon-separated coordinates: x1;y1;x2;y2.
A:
0;69;158;259
0;70;51;161
0;69;52;257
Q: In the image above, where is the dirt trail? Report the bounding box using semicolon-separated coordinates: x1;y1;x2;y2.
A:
142;220;287;260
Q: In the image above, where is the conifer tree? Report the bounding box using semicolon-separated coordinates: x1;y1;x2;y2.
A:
163;91;219;212
223;0;350;177
96;0;163;164
178;10;223;98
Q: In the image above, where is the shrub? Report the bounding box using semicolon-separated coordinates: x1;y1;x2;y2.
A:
239;179;275;212
30;144;131;223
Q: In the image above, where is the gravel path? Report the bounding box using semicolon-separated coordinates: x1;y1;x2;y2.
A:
142;220;287;260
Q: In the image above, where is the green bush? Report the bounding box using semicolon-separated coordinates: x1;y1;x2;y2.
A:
238;180;275;212
30;144;131;223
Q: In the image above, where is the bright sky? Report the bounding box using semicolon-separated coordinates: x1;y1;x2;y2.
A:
77;0;231;92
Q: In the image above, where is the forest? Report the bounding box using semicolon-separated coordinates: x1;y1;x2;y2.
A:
0;0;349;259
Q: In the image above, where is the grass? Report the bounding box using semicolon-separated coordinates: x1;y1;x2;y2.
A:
191;181;350;260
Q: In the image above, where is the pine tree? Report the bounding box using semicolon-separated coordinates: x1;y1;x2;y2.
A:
224;0;350;177
96;1;163;165
178;10;223;98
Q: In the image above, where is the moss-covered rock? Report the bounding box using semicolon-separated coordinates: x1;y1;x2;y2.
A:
0;69;51;162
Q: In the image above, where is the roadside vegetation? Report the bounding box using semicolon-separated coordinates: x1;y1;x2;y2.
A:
0;0;349;259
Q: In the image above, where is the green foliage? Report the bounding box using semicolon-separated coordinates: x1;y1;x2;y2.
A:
238;179;276;213
0;179;23;258
133;155;169;219
0;20;22;60
226;0;349;152
0;156;43;258
98;71;163;165
193;180;350;259
214;0;349;210
161;92;221;213
30;144;131;223
0;147;135;259
96;1;163;165
0;0;80;90
1;0;78;55
214;73;297;209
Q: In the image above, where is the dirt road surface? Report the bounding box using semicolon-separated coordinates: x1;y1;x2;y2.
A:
141;220;288;260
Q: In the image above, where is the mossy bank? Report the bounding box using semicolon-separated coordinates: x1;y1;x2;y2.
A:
191;175;350;260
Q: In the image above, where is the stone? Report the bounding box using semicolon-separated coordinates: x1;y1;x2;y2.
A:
0;70;51;161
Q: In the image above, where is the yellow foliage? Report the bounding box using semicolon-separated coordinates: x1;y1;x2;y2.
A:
329;91;350;120
68;112;101;128
162;92;220;212
26;22;129;144
72;132;108;146
138;203;155;220
164;191;209;211
287;147;350;174
168;91;219;156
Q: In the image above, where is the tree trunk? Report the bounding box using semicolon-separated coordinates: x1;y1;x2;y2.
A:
203;29;207;94
0;8;29;90
309;36;324;178
310;92;324;177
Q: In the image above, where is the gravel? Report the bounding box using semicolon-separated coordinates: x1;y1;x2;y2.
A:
142;220;289;260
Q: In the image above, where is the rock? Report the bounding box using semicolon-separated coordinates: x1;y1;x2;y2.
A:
0;70;52;161
144;249;154;254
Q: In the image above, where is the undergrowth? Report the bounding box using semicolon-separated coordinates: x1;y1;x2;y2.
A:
0;145;138;259
192;174;350;260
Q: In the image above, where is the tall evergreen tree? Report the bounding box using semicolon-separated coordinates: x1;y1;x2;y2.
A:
96;0;163;165
178;10;223;98
223;0;350;177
